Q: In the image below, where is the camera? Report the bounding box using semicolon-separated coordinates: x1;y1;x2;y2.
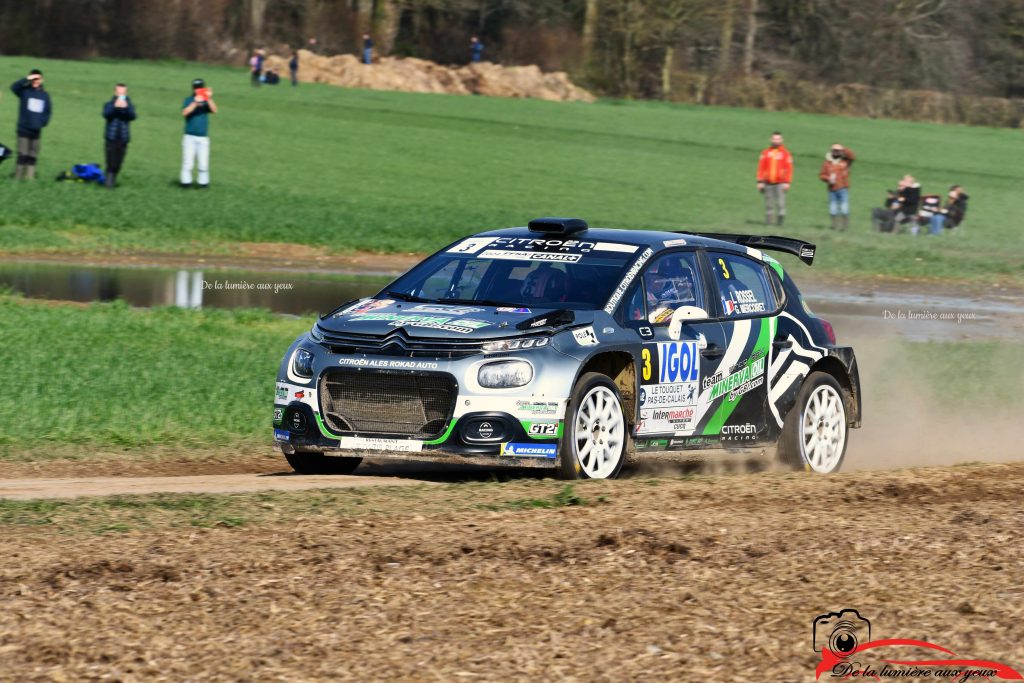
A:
812;609;871;658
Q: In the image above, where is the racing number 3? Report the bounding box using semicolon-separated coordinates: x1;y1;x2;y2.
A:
718;258;731;279
641;348;652;382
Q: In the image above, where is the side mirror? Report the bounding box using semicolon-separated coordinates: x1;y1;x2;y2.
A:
668;306;708;340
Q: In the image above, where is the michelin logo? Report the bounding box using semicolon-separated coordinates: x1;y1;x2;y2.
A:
500;442;557;459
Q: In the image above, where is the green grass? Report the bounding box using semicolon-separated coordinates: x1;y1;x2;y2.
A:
0;295;306;457
0;56;1021;284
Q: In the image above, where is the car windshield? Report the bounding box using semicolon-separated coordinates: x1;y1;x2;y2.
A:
384;236;645;310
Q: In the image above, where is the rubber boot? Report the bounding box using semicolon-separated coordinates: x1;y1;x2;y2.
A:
830;215;839;230
105;172;116;189
13;163;24;180
25;164;36;180
839;214;849;231
776;214;784;227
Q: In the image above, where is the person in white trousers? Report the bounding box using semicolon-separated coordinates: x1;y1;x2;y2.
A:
180;78;217;188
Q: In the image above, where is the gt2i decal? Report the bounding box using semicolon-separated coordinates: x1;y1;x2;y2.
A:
604;247;654;314
523;421;563;438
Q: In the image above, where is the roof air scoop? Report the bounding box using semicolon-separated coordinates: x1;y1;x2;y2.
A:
527;217;588;235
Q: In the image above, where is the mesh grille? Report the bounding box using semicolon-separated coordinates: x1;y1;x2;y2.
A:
319;370;457;438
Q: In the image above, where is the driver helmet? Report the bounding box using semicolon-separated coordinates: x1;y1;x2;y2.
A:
521;266;568;303
645;258;696;309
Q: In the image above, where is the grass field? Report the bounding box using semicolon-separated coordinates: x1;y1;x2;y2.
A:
0;56;1021;284
0;293;1021;460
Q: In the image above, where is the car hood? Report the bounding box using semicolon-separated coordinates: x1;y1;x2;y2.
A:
317;298;595;340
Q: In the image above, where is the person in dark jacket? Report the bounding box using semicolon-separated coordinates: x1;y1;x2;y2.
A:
289;51;299;86
929;185;969;234
362;34;374;65
894;174;921;233
10;69;53;180
101;83;137;189
470;36;485;63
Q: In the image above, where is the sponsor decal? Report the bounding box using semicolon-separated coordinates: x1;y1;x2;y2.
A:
477;422;494;439
447;237;496;254
663;238;688;247
720;422;758;441
273;429;290;442
275;385;288;400
489;237;597;253
639;383;697;408
639;406;696;433
500;442;557;458
672;436;716;448
707;357;766;401
800;245;815;259
635;438;668;449
338;436;423;453
349;311;491;334
408;304;485;315
273;407;284;425
480;249;581;263
496;307;531;313
340;298;394;316
593;242;640;253
338;358;440;370
728;375;764;401
516;400;559;416
604;247;654;314
572;326;599;347
525;421;561;438
811;608;1021;681
653;341;700;384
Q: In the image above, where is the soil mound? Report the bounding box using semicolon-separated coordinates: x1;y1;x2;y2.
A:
264;50;595;102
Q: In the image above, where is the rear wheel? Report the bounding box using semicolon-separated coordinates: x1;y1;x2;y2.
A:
776;371;848;473
558;372;627;480
285;451;363;475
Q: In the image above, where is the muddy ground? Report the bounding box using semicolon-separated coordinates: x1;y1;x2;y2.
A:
1;463;1022;681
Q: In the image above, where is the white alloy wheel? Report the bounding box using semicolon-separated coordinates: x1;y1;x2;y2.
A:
573;385;626;479
799;383;847;473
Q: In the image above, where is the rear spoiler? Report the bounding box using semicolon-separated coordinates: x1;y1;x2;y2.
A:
675;232;816;266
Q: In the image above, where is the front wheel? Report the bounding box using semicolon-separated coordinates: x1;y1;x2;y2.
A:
776;371;848;473
285;451;363;475
558;372;628;480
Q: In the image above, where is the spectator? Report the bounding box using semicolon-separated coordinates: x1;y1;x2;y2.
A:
756;131;793;226
470;36;485;63
180;78;217;189
289;51;299;86
101;83;137;189
308;37;318;54
818;143;855;231
250;49;265;87
929;185;969;235
895;174;921;233
10;69;52;181
264;69;280;85
362;34;374;65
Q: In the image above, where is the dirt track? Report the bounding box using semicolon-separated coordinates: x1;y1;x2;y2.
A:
1;462;1022;681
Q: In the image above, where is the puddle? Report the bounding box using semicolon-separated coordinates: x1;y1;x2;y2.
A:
1;260;1020;342
0;262;386;315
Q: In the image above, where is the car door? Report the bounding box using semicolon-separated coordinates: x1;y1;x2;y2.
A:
697;250;780;443
618;250;727;439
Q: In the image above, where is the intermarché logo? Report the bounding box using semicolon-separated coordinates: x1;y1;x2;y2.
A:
812;609;1022;682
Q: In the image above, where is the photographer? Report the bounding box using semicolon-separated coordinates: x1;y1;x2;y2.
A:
101;83;137;189
818;143;856;231
180;78;217;189
10;69;52;181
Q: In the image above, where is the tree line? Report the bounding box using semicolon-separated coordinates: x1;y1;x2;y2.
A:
2;0;1021;124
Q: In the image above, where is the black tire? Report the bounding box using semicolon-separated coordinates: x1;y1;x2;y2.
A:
776;371;848;474
285;451;363;475
558;372;629;480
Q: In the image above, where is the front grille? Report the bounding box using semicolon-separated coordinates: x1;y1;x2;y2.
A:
317;326;484;359
319;369;457;438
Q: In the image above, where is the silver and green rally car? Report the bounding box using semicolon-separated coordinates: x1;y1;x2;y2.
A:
274;218;861;478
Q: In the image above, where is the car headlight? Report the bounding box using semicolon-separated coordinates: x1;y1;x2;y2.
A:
309;323;324;343
292;348;315;378
478;360;533;388
482;337;549;353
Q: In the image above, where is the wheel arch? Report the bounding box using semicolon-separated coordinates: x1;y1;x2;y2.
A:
808;356;860;426
575;351;637;428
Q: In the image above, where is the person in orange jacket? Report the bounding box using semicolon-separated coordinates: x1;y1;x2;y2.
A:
818;143;856;231
756;131;793;226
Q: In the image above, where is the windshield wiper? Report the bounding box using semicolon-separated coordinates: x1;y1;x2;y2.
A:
442;297;521;308
386;291;435;303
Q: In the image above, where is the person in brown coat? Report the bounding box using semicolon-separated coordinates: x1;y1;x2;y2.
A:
819;143;856;230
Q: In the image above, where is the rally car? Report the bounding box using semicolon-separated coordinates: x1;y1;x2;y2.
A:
274;218;861;479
